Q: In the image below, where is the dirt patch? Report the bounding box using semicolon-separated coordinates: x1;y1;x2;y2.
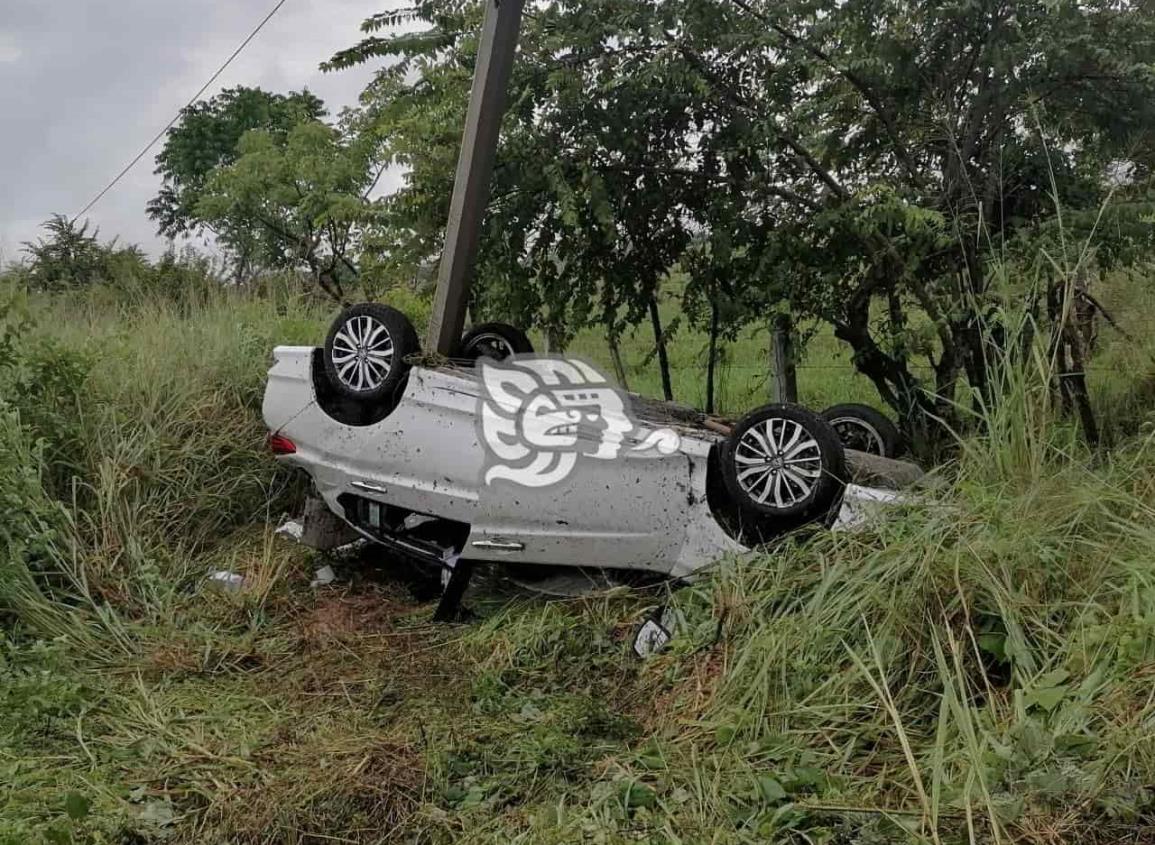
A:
140;635;267;679
191;731;427;843
298;585;417;644
267;582;472;712
637;647;729;732
1010;810;1155;845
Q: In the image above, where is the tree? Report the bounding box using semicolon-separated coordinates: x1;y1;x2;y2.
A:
332;0;1155;438
327;0;707;366
195;120;380;301
148;86;326;277
21;216;110;290
18;216;221;297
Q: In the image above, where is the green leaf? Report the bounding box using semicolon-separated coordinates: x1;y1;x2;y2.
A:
1036;669;1070;688
620;780;657;808
138;798;176;826
756;775;787;804
1024;685;1069;712
1055;733;1097;758
977;632;1007;662
1015;718;1054;761
715;724;737;745
63;791;90;820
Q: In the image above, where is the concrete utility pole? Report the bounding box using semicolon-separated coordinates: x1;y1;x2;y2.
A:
426;0;526;354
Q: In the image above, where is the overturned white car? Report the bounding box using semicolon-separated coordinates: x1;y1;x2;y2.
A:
263;304;911;603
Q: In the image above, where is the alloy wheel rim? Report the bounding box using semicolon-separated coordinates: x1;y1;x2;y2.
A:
332;315;394;391
830;417;884;455
467;332;516;360
734;418;823;508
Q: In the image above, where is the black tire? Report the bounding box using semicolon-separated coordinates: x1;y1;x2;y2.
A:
821;403;904;458
721;403;846;520
456;322;533;362
324;303;419;403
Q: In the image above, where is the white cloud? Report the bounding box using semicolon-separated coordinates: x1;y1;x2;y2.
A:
0;0;400;260
0;32;22;63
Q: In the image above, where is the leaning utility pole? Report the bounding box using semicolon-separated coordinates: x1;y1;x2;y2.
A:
426;0;526;354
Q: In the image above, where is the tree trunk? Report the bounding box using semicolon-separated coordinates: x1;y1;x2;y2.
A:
835;305;932;441
887;290;905;350
1074;268;1098;353
1065;338;1099;447
1048;279;1100;447
706;298;720;414
545;325;568;355
606;321;629;389
648;296;674;401
960;318;991;416
314;268;344;304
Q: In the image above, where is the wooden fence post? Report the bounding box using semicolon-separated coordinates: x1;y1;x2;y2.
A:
771;313;798;404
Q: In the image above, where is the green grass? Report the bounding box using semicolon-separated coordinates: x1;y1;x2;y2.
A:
4;275;1155;843
561;292;886;415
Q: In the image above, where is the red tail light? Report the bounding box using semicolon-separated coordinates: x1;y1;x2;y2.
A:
267;433;296;455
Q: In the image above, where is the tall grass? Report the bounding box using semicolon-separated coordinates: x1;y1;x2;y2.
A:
455;439;1155;841
448;272;1155;843
1;286;323;619
3;270;1155;843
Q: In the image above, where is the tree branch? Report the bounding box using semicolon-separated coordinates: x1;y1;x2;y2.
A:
593;161;821;210
679;46;849;199
723;0;924;188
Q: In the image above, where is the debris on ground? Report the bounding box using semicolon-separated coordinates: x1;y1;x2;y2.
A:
310;564;337;588
207;570;245;591
633;605;678;658
274;518;305;542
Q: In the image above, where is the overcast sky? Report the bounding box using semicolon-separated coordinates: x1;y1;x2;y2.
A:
0;0;402;263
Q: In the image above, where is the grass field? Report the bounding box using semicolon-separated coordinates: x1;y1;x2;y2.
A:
563;292;883;414
4;275;1155;844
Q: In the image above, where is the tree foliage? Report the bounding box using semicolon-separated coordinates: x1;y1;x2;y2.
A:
332;0;1155;433
148;86;326;277
18;215;152;292
194;121;380;301
20;216;108;290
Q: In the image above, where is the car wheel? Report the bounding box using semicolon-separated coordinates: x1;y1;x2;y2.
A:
456;322;533;362
721;404;846;519
821;403;903;458
323;302;419;402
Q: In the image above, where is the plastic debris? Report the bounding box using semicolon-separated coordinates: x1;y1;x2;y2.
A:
632;606;678;658
831;484;905;531
403;513;438;530
440;551;461;589
275;518;305;542
207;570;245;591
310;564;337;588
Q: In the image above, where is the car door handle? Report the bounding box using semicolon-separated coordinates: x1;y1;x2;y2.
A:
471;539;525;551
352;481;389;495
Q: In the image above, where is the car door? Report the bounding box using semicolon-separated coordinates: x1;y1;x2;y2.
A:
336;367;485;525
461;359;699;572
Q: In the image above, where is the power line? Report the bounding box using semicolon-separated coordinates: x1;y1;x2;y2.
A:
71;0;290;223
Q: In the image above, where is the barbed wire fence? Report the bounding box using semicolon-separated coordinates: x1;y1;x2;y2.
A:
610;312;1148;416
